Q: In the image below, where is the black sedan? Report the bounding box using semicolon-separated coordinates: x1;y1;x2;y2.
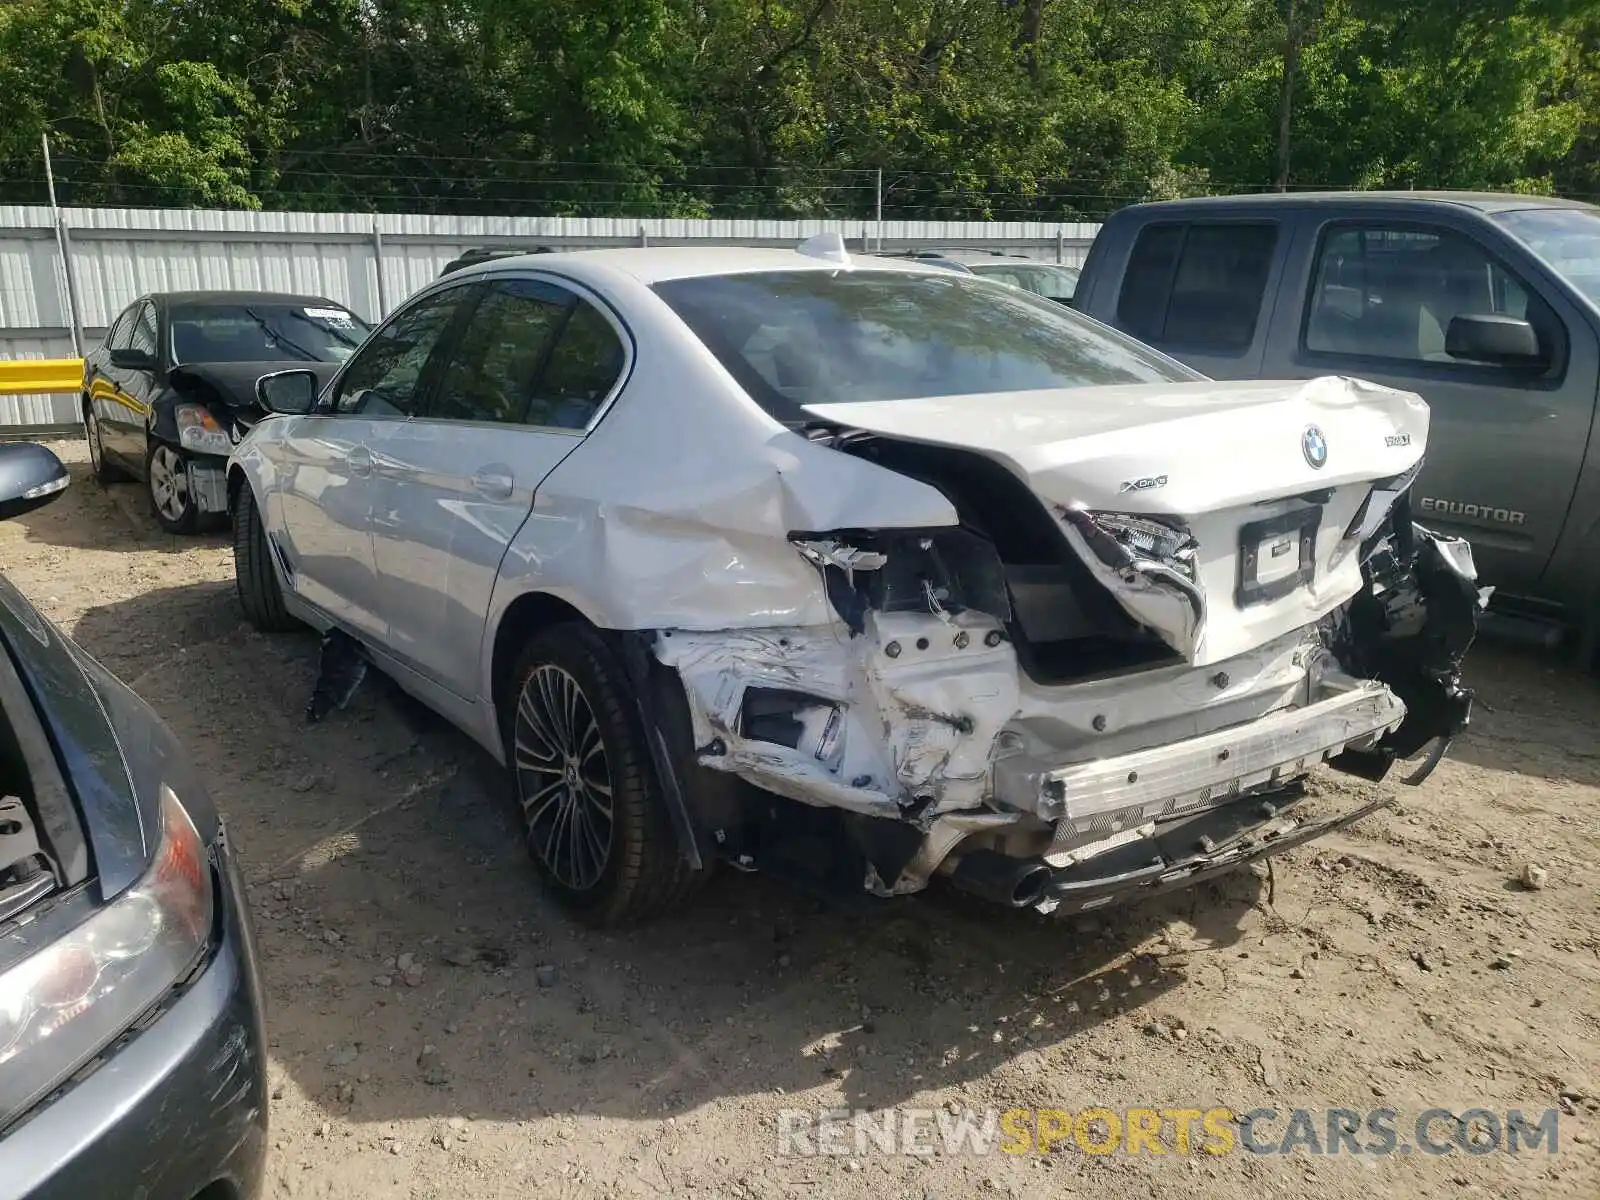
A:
0;443;267;1199
81;291;369;533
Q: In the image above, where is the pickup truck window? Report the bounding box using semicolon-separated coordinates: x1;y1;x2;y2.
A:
1494;207;1600;305
1114;222;1277;354
1305;224;1551;366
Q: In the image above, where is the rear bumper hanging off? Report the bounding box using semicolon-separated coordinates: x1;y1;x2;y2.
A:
988;670;1403;865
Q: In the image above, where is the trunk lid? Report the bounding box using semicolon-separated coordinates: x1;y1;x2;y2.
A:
805;376;1429;667
803;375;1427;516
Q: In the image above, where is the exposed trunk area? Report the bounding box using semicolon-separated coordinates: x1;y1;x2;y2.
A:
805;426;1180;683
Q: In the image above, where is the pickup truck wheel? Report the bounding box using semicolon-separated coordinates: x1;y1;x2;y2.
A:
232;483;297;632
146;440;199;534
504;624;700;927
83;401;127;484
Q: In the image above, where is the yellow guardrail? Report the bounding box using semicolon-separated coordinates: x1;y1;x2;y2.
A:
0;358;84;397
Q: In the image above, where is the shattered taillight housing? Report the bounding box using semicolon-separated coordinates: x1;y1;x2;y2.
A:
792;530;1013;625
1342;460;1423;547
1059;509;1199;580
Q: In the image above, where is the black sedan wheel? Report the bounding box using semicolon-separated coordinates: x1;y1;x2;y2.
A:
503;624;702;926
84;401;126;484
146;441;199;534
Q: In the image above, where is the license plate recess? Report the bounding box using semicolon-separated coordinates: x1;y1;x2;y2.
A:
1236;506;1320;607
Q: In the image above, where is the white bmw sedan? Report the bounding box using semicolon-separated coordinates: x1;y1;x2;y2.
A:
228;236;1480;926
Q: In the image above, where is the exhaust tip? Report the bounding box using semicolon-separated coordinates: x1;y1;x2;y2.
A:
943;850;1056;909
1012;865;1052;907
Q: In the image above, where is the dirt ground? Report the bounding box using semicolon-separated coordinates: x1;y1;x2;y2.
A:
2;435;1597;1200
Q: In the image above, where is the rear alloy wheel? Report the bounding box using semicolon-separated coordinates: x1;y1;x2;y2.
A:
517;664;616;893
84;402;126;484
146;441;199;534
504;624;701;926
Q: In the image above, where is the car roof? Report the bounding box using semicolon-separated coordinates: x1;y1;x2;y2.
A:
915;247;1061;263
143;290;352;309
1117;190;1598;217
447;245;960;286
963;258;1078;271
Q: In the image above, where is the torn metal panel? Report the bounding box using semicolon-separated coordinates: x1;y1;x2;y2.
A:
488;330;960;637
1057;509;1205;659
655;627;898;818
1054;480;1379;666
888;811;1021;895
857;610;1018;813
655;608;1018;821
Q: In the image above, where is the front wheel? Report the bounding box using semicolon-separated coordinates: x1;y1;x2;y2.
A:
146;440;199;534
233;483;297;632
503;624;702;926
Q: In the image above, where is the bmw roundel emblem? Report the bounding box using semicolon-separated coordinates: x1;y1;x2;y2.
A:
1302;424;1328;470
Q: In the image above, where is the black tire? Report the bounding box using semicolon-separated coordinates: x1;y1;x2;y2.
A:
146;439;200;534
502;623;702;926
83;400;127;484
233;483;297;632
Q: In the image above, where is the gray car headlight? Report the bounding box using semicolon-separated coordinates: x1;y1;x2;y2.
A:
0;785;214;1126
175;405;233;456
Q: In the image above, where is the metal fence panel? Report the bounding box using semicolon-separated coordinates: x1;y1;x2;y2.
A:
0;205;1101;432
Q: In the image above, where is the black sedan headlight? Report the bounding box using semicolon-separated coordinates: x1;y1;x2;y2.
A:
175;405;233;456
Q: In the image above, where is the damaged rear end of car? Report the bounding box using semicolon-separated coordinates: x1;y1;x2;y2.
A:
652;433;1479;915
627;266;1484;917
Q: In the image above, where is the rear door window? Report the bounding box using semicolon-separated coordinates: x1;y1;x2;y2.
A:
527;300;628;429
1115;222;1278;353
427;279;572;424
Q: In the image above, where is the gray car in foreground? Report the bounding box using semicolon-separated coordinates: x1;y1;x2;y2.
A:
0;444;266;1200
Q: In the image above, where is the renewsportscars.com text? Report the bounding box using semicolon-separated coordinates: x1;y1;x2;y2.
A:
775;1106;1562;1158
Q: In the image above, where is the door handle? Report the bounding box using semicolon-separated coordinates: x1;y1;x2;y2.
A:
471;467;514;499
347;445;373;477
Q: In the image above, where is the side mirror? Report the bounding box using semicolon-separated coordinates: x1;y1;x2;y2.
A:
108;346;156;371
0;443;70;520
256;369;319;415
1445;314;1544;366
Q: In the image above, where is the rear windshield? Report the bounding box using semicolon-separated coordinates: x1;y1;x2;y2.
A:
168;303;369;366
966;261;1080;300
652;270;1196;420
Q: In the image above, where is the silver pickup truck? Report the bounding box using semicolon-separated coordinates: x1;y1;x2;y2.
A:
1072;192;1600;657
